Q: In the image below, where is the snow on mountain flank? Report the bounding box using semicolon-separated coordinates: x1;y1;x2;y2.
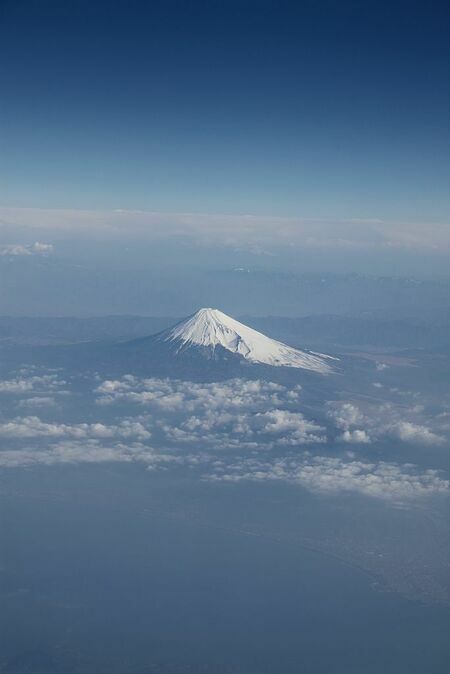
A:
159;308;336;373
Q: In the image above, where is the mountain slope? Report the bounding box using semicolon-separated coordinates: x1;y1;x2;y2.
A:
154;308;336;373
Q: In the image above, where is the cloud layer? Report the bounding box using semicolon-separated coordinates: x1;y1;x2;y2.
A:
96;377;325;449
1;207;449;252
0;371;448;504
207;455;450;502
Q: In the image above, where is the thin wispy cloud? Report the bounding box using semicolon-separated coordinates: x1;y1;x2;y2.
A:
1;207;449;252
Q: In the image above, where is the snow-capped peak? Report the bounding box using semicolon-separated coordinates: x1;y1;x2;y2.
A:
159;308;335;373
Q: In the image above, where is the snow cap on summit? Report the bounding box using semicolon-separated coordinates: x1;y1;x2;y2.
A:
159;308;335;373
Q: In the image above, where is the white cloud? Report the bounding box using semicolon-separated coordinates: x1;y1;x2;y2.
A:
96;376;301;413
0;440;178;469
0;416;151;441
30;241;54;254
96;376;323;449
340;429;371;444
328;400;448;447
0;374;65;394
0;372;448;507
329;403;365;431
0;379;34;393
207;455;450;502
389;421;445;446
162;409;326;450
0;241;53;256
1;207;449;252
255;410;326;445
96;376;450;452
18;396;56;408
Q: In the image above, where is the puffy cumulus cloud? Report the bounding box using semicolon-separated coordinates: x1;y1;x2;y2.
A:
388;421;445;446
0;379;35;394
96;376;301;413
161;415;259;450
329;403;366;431
328;403;371;444
97;376;446;451
0;241;53;256
328;400;448;447
0;370;448;506
340;429;371;444
96;376;325;450
162;409;326;451
0;440;178;470
0;416;151;441
207;455;450;502
256;410;326;445
0;373;66;395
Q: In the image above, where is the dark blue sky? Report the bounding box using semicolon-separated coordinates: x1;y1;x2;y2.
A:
1;0;449;220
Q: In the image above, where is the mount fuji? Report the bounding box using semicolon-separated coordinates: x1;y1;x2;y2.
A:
135;308;336;374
